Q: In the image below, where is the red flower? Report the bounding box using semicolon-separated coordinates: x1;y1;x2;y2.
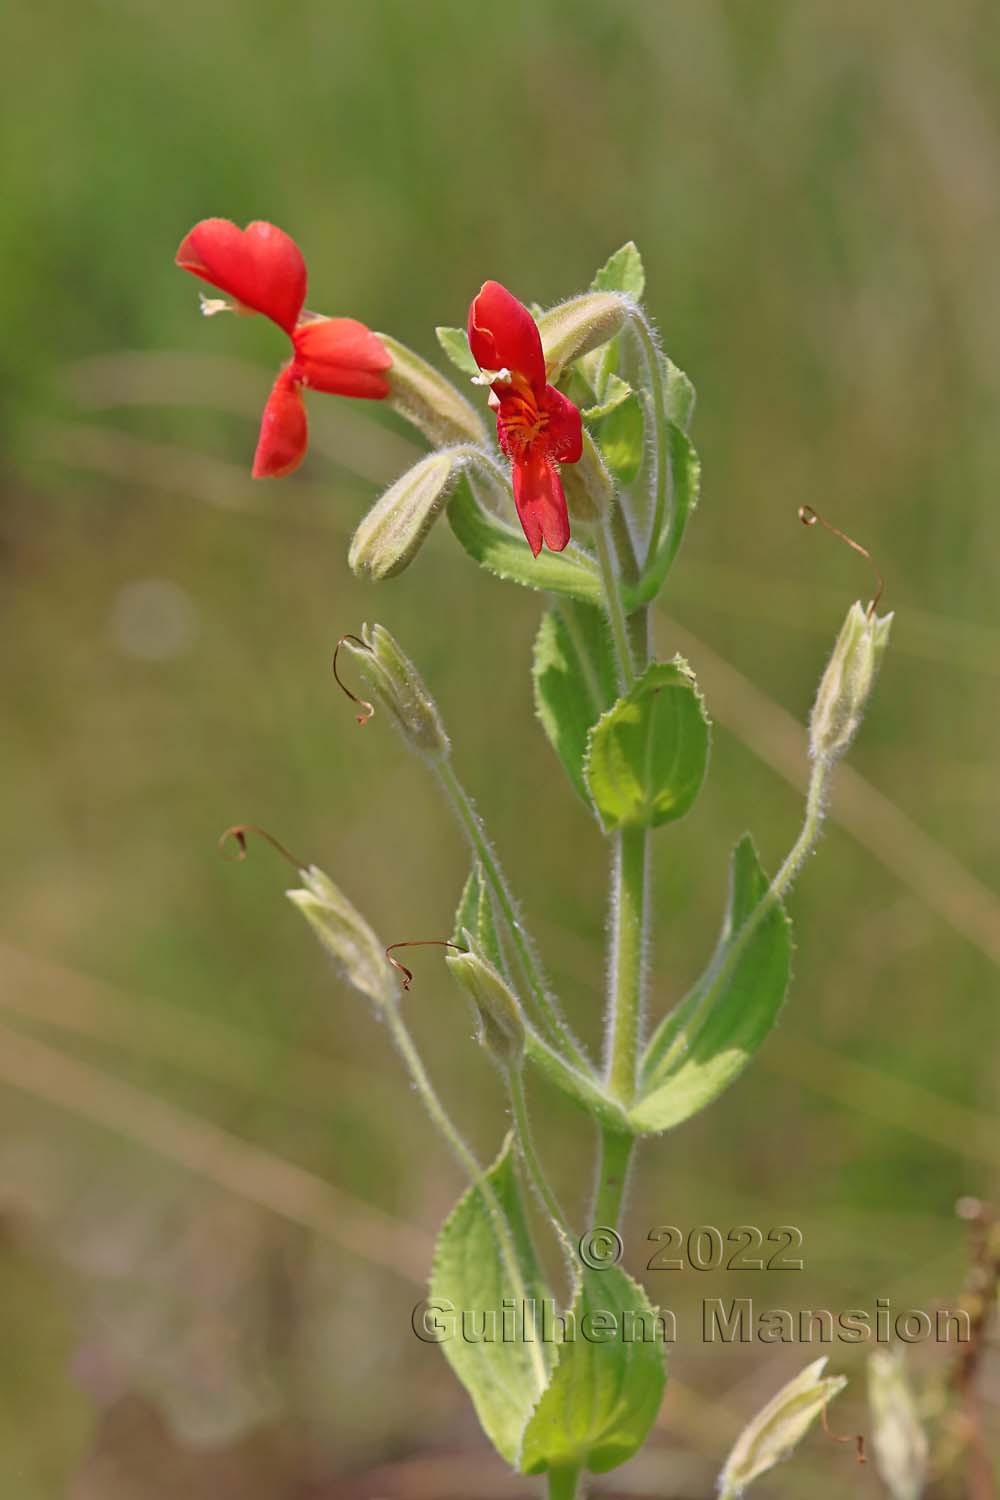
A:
467;281;582;555
175;219;392;478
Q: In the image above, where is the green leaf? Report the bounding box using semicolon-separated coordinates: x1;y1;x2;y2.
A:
533;602;617;804
430;1136;552;1467
435;324;479;378
453;863;506;976
582;371;633;422
662;352;696;432
520;1266;666;1475
633;421;701;605
447;474;603;603
591;241;646;301
632;836;791;1133
597;392;644;486
584;659;710;833
453;868;479;942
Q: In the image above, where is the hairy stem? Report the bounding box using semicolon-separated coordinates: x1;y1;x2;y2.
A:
548;1466;582;1500
433;758;590;1073
642;750;839;1088
591;1127;635;1230
594;501;651;1229
630;308;671;571
595;520;636;689
383;1000;548;1394
507;1065;579;1285
605;824;648;1104
507;1066;572;1237
771;751;834;899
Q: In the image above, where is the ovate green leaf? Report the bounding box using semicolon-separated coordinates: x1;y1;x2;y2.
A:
520;1266;666;1475
582;372;633;422
591;241;646;301
662;352;696;432
447;475;603;604
430;1136;552;1466
597;392;644;486
533;603;617;804
584;659;710;833
435;325;479;377
632;836;791;1133
633;422;701;605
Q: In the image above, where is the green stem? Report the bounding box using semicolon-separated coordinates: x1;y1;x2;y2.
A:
609;487;640;586
594;500;651;1230
383;1000;548;1395
523;1026;630;1131
548;1466;582;1500
643;751;837;1085
591;1127;635;1230
594;521;636;689
507;1066;572;1239
630;309;671;572
641;756;839;1098
771;752;833;899
607;501;650;668
433;758;590;1073
605;824;649;1105
507;1065;580;1288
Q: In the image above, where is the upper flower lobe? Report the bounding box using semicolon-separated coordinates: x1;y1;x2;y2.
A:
468;280;546;392
176;218;391;477
468;281;582;555
176;219;307;334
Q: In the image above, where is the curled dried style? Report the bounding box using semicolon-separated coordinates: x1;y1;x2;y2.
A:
798;503;885;616
820;1400;867;1468
332;634;375;725
217;824;306;871
384;939;468;992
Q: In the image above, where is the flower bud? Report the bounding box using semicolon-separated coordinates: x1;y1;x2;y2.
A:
537;292;628;380
868;1350;927;1500
379;334;486;447
446;945;525;1066
287;865;397;1007
560;429;614;522
718;1357;848;1498
349;449;465;580
809;601;893;763
343;623;449;758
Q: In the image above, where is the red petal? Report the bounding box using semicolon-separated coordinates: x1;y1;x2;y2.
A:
542;385;583;464
252;370;308;478
468;281;545;392
293;318;392;399
511;449;571;556
176;219;306;334
495;406;513;459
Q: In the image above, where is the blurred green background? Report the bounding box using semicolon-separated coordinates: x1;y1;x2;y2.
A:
2;1;998;1495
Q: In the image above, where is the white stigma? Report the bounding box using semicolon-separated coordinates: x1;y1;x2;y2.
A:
470;366;511;386
199;293;234;318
